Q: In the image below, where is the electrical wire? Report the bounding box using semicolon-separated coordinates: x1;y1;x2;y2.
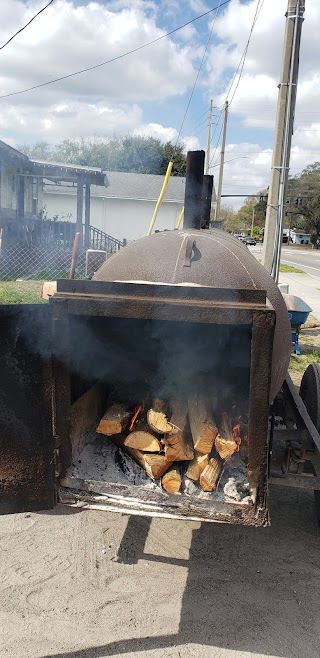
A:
173;0;225;150
227;0;265;107
0;0;230;101
0;0;55;51
208;0;264;169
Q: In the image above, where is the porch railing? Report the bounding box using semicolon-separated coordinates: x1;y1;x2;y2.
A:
2;218;124;252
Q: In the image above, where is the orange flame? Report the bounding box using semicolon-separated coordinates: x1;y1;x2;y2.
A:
129;405;144;431
232;423;241;439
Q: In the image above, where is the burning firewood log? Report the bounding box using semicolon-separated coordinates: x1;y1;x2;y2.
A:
110;434;173;480
188;393;218;454
147;398;173;434
161;464;182;494
215;412;239;458
215;435;238;459
200;457;222;492
125;413;163;452
185;452;209;481
124;433;162;453
164;398;194;462
97;403;132;436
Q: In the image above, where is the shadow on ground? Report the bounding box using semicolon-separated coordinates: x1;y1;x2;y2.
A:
41;485;320;658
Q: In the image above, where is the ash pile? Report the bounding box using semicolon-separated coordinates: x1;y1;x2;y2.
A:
95;395;252;503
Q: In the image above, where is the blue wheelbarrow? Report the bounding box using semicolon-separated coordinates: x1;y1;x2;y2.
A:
282;294;312;355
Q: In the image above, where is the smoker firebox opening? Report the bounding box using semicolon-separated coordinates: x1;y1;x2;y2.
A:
57;315;255;516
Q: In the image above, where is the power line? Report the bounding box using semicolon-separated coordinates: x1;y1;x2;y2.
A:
0;0;230;101
173;0;225;149
227;0;265;106
0;0;55;51
208;0;264;168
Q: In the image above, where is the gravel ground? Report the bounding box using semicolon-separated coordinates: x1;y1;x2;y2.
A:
0;484;319;658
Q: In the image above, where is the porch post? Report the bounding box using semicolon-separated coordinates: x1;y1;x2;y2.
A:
76;177;84;244
17;175;25;221
84;183;90;249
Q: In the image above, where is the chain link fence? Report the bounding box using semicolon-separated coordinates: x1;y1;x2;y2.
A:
0;245;87;281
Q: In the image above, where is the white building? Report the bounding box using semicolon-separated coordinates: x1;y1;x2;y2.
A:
43;171;188;242
290;230;311;245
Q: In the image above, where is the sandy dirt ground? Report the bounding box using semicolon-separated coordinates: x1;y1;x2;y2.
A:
0;484;320;658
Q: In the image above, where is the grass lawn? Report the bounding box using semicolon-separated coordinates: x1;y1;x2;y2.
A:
279;264;304;274
289;349;320;375
0;280;47;304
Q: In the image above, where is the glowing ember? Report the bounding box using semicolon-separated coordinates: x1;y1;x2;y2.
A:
129;405;144;431
232;423;241;439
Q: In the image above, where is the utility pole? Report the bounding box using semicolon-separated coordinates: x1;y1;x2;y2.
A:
214;100;229;222
205;99;213;175
261;0;305;278
251;205;255;238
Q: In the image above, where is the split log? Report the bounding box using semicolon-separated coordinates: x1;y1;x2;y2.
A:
110;434;173;480
215;435;238;459
200;457;222;492
147;399;173;434
124;432;162;453
185;452;209;481
126;414;162;452
161;464;182;494
97;403;132;436
165;398;194;461
188;394;218;454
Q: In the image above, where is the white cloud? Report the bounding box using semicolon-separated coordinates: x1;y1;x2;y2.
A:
133;123;200;151
206;0;320;129
0;0;200;143
0;0;318;204
198;0;320;207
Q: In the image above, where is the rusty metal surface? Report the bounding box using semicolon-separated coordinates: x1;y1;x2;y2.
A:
0;305;54;514
93;229;291;402
56;279;266;305
55;297;255;325
284;373;320;454
247;310;275;503
51;295;274;524
59;478;269;527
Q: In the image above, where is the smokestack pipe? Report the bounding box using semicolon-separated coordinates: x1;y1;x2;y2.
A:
200;174;214;229
183;150;205;229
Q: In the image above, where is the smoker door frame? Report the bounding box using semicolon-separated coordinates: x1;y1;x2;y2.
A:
51;285;275;526
0;305;55;514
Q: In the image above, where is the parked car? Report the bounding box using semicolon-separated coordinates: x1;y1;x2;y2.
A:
243;237;256;246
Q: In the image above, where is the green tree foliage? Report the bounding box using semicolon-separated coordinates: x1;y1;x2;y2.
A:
218;205;246;233
252;225;261;237
19;136;187;176
286;163;320;236
236;192;267;230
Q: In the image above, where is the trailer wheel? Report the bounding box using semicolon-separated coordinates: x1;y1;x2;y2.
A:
299;363;320;432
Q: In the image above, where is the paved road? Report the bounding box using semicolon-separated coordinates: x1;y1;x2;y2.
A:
251;245;320;277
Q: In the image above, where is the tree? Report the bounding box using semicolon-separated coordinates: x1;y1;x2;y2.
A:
18;136;187;176
286;163;320;237
218;205;243;233
236;191;268;231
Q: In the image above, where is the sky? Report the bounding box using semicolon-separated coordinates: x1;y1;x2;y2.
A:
0;0;319;207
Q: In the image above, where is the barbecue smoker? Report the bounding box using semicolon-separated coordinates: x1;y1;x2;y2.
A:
1;154;320;526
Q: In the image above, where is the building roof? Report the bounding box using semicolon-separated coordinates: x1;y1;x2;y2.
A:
45;170;217;204
103;171;186;202
0;139;28;161
0;139;106;185
31;159;106;186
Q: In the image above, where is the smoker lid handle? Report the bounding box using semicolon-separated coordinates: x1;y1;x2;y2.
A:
184;238;196;267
